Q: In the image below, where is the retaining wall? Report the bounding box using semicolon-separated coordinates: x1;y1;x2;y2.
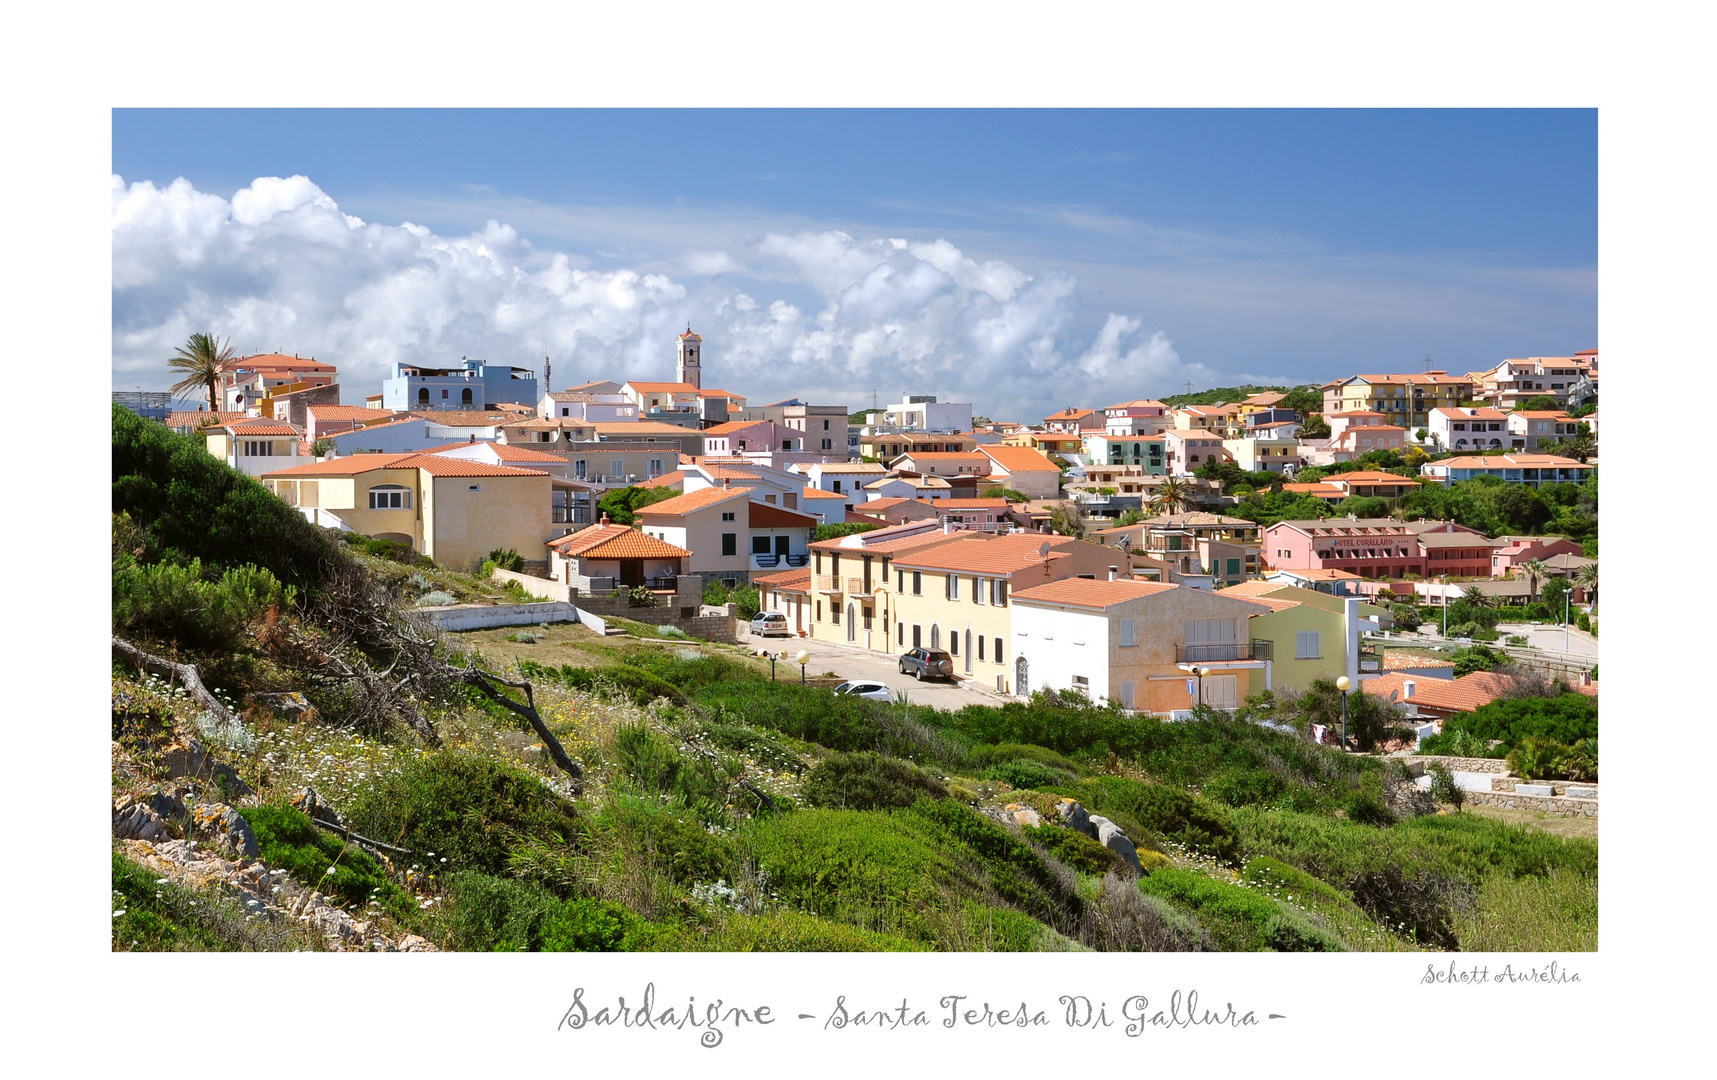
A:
415;602;576;631
1461;790;1598;817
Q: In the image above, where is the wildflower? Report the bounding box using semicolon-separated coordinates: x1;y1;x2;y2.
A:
113;910;126;918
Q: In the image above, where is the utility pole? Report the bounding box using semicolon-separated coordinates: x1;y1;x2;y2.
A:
544;355;551;393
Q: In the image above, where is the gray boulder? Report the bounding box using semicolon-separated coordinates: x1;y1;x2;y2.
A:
1054;798;1099;839
112;798;167;842
192;803;259;860
1088;814;1145;875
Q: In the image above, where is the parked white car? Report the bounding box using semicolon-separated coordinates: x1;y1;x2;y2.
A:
748;611;792;638
833;680;894;702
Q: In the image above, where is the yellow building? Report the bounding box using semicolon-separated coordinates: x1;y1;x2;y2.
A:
262;452;561;571
1219;580;1388;694
1321;373;1474;430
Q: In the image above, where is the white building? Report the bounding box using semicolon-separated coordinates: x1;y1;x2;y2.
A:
879;395;973;433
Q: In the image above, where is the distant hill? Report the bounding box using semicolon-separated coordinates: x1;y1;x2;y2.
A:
1159;384;1325;414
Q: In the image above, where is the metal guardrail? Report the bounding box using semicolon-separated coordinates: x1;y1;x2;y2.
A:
1175;641;1272;663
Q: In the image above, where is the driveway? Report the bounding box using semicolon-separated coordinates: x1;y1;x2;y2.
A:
735;626;1009;710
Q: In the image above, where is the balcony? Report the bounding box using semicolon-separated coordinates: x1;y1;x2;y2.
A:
1176;640;1272;663
753;552;810;571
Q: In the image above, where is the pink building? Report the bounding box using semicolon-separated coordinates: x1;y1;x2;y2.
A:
1491;535;1586;576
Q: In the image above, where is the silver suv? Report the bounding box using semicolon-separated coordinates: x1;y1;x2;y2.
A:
898;648;954;681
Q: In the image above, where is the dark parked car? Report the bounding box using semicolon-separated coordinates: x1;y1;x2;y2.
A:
898;647;954;681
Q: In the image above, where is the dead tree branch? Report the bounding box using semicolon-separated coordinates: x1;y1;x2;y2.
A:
461;668;583;791
113;636;239;728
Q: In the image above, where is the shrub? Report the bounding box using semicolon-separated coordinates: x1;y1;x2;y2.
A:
965;742;1083;775
112;852;286;952
1240;856;1354;911
1074;778;1237;862
1452;644;1507;676
801;751;948;811
507;630;540;644
112;556;296;653
611;723;739;822
343;752;587;877
486;548;525;573
1021;825;1127;875
415;590;456;607
627;585;659;608
1507;736;1598;782
1388;602;1422;631
541;897;661;951
239;804;418;924
814;522;884;542
443;871;565;951
659;911;924;951
1137;869;1344;952
1425;763;1465;808
1424;693;1597;756
984;758;1075;789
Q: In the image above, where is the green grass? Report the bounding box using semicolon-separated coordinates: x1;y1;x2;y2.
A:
111;851;292;952
1137;869;1345;952
1454;869;1598;952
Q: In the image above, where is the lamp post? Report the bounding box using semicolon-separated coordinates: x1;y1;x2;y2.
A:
760;649;778;681
1192;665;1206;709
795;649;810;686
1563;588;1570;654
1441;576;1448;638
1336;675;1352;752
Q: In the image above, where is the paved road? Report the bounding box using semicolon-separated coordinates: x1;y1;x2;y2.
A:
1395;623;1599;661
735;626;1007;710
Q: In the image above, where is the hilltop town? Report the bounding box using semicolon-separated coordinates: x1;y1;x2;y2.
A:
110;332;1598;954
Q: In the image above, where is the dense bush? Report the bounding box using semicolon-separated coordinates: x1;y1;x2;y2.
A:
343;752;587;877
801;751;948;811
1021;825;1128;875
658;911;923;951
612;723;739;822
486;548;525;573
1451;644;1507;676
984;758;1075;789
112;555;296;652
443;871;566;951
1506;737;1598;782
1138;869;1344;952
541;897;662;951
1041;777;1237;862
239;804;419;923
1422;693;1597;756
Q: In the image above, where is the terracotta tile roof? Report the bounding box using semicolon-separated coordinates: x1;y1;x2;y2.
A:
506;417;594;429
428;442;567;463
1514;410;1572;419
591;421;702;437
753;566;812;591
219;353;335;372
1107;399;1169;409
332;415;424;433
678;329;702;341
222;420;300;436
867;475;952;489
307;405;397;422
635;472;685;490
749;503;818;528
168;410;247;429
899;451;991;461
549;523;690;559
1382;652;1454;672
1387;670;1514;714
408;456;550;478
634;486;751;517
1012;577;1180;609
701;420;773;434
853;497;912;511
929;498;1011;509
803;488;850;499
1282;482;1346;496
1272;567;1363;581
802;462;887;473
1416;531;1502;549
1430;454;1592;469
979;445;1061;473
1336;471;1422;485
261;454;420;478
891;533;1078;575
1433;406;1507;420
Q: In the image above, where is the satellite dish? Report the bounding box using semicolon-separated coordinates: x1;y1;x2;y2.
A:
1389;690;1399;702
1038;542;1051;560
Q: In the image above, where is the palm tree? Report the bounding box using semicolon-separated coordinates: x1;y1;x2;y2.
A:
1461;586;1496;610
1520;558;1547;605
1573;560;1598;614
1151;477;1190;516
167;332;237;412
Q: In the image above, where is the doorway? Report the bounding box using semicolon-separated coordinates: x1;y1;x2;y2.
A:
846;603;856;642
1014;656;1029;697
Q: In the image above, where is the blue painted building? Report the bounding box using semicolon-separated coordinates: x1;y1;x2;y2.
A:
381;358;538;412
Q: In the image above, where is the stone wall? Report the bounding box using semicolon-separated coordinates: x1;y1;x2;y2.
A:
1413;755;1510;774
415;602;576;631
1461;790;1598;817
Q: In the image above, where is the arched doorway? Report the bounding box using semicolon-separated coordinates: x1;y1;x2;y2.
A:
417;387;430;407
1014;656;1029;697
846;603;856;642
930;624;940;650
461;387;474;406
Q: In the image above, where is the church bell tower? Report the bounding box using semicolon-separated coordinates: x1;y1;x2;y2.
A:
676;326;702;389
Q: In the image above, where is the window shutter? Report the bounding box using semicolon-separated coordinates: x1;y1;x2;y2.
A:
1295;631;1320;659
1120;618;1135;647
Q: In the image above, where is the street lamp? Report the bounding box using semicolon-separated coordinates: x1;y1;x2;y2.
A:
1192;665;1207;709
758;649;778;681
1563;587;1571;654
1335;675;1352;752
795;649;810;686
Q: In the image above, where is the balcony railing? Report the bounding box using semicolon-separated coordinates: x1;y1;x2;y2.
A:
753;552;810;570
1176;640;1272;663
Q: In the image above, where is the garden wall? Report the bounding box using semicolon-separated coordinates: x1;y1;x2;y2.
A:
1461;790;1598;817
414;602;576;631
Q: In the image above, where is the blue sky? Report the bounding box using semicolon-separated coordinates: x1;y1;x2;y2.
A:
112;109;1595;417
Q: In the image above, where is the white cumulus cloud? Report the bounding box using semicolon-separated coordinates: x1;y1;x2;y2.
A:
113;175;1196;418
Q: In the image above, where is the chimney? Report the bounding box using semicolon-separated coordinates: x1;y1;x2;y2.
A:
1108;565;1119;581
943;520;956;534
722;477;730;489
1579;672;1591;687
600;512;610;526
1403;679;1416;699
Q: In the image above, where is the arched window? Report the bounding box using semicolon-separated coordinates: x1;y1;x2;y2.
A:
417;387;430;406
369;484;412;510
461;387;473;405
1014;656;1029;697
930;624;940;650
